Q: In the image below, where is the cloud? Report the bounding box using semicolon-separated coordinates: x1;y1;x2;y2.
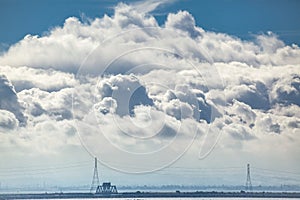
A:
0;2;299;178
0;109;18;130
165;10;203;38
94;97;117;115
0;117;79;155
0;75;26;125
270;73;300;106
18;87;74;121
95;74;154;116
131;0;176;13
0;65;77;92
226;100;256;126
256;32;285;53
0;4;299;74
0;18;98;73
225;82;270;110
224;123;255;141
163;98;193;120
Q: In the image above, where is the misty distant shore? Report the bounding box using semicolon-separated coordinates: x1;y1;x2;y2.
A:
1;190;300;199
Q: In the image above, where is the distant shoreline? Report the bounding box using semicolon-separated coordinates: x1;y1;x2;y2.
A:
1;191;300;199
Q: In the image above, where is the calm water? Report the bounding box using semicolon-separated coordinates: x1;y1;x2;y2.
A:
22;198;300;200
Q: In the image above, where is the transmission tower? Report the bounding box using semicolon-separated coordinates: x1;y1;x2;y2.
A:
90;157;100;193
245;163;252;191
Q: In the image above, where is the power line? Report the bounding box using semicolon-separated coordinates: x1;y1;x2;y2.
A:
0;160;91;171
1;160;299;186
0;163;90;175
252;167;300;176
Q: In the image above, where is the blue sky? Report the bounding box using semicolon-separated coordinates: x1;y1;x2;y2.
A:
1;0;300;47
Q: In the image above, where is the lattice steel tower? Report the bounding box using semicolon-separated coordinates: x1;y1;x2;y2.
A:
245;163;252;191
90;157;100;193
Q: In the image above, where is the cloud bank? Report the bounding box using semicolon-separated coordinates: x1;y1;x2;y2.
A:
0;2;299;178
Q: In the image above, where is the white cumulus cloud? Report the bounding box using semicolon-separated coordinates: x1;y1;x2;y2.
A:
0;2;299;180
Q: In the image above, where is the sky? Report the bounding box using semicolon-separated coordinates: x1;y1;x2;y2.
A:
0;0;300;190
1;0;300;47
